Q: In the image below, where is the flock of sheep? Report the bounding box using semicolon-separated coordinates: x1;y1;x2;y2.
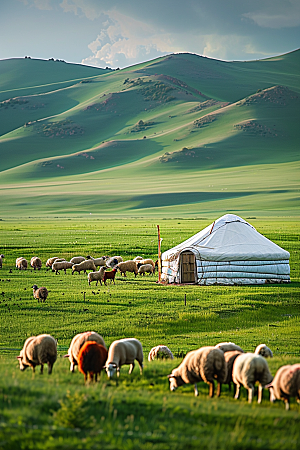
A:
16;332;300;411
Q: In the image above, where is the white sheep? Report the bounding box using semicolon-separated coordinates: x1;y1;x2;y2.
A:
137;258;155;268
64;331;107;372
267;364;300;410
138;263;155;276
254;344;273;358
133;256;143;261
16;257;28;270
88;266;106;286
106;256;123;268
72;259;96;275
0;254;4;268
32;284;48;303
17;334;57;374
105;338;144;378
232;353;273;403
30;256;42;270
70;256;86;264
168;346;227;397
86;255;107;267
52;260;73;274
148;345;174;361
46;257;60;268
218;350;243;396
116;260;138;277
215;342;244;353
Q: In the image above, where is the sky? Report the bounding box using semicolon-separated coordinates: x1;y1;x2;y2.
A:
1;0;300;69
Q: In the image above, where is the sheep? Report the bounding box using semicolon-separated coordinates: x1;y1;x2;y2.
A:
106;256;123;268
137;258;155;269
232;353;273;404
70;256;86;264
17;334;57;374
78;341;108;383
86;255;107;267
115;260;138;277
30;256;42;270
32;284;48;303
105;338;143;379
46;257;60;268
218;350;243;396
103;267;118;285
138;263;155;276
267;364;300;410
254;344;273;358
16;257;28;270
215;342;244;353
72;259;96;275
52;260;73;274
148;345;174;361
0;254;4;268
168;346;227;397
88;266;106;286
133;256;143;261
64;331;107;372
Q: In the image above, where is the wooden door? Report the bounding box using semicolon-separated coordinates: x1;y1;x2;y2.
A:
180;252;196;283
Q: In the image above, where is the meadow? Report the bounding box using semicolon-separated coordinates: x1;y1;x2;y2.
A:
0;217;299;449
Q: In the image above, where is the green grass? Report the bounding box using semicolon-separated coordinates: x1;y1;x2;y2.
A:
0;218;299;449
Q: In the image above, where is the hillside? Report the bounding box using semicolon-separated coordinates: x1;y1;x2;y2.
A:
0;50;299;217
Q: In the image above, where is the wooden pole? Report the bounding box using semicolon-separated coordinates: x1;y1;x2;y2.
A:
157;225;162;283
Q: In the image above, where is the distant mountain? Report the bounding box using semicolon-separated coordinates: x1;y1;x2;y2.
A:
0;50;299;217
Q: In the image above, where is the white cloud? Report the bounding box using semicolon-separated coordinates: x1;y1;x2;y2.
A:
243;1;300;29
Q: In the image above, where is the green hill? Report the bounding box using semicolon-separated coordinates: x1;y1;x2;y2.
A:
0;51;299;218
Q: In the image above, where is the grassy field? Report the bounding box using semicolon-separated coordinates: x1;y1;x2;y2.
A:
0;218;299;449
0;50;299;217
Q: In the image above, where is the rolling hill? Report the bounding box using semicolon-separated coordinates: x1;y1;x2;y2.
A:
0;50;299;218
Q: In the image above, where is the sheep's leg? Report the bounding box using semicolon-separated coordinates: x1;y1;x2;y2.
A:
284;398;290;410
70;362;75;372
48;363;53;375
117;367;120;378
40;364;43;375
84;373;88;383
194;384;199;397
258;384;263;404
234;383;240;399
138;361;143;374
217;382;222;397
129;362;135;374
209;381;215;398
248;386;254;404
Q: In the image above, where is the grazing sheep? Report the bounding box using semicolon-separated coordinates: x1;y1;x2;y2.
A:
30;256;42;270
254;344;273;358
267;364;300;410
105;338;143;378
16;257;28;270
70;256;86;264
78;341;108;383
52;260;73;274
116;260;138;277
72;259;96;275
137;259;155;269
0;254;4;268
168;346;227;397
64;331;107;372
32;284;48;303
215;342;244;353
103;267;118;285
148;345;174;361
133;256;143;261
46;257;60;268
86;255;107;267
218;350;243;396
232;353;273;403
17;334;57;374
88;266;106;286
106;256;123;268
138;263;155;276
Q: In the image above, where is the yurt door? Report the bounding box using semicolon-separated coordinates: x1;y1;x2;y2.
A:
180;251;196;283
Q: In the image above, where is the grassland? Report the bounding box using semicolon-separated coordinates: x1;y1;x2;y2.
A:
0;218;299;449
0;50;299;217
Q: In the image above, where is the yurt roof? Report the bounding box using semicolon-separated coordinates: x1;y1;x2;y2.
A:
162;214;290;262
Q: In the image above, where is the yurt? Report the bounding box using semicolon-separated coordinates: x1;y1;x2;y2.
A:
161;214;290;285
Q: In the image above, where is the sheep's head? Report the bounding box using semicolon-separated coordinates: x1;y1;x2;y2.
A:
16;354;29;371
32;284;38;292
168;373;184;391
106;362;117;378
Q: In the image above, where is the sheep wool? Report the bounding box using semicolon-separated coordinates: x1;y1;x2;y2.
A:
72;259;96;275
88;267;106;286
30;256;42;270
138;264;155;276
16;257;28;270
218;350;243;396
232;353;273;403
17;334;57;374
78;341;108;383
116;260;138;277
105;338;143;378
86;256;107;267
137;258;155;268
215;342;244;353
32;284;48;303
52;261;73;274
254;344;273;358
148;345;174;361
70;256;86;264
106;256;123;268
168;346;227;397
267;364;300;410
64;331;107;372
46;257;60;267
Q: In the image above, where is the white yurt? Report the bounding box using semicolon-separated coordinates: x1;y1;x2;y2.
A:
161;214;290;285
